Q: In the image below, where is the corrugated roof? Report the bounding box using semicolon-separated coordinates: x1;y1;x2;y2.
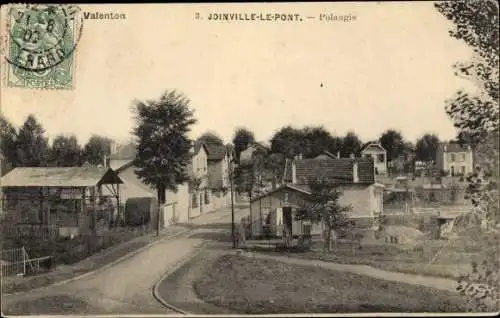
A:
294;158;374;185
1;167;123;187
204;143;227;161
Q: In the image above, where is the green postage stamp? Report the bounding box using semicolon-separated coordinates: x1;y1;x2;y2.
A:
5;4;83;89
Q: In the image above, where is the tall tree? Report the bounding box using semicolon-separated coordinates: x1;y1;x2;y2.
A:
270;126;306;159
133;90;196;205
435;0;499;146
50;135;82;167
199;131;224;146
303;126;341;158
16;114;49;167
232;127;255;163
436;0;499;311
0;115;18;173
296;178;353;251
83;135;113;166
415;133;440;162
340;131;363;158
379;129;406;162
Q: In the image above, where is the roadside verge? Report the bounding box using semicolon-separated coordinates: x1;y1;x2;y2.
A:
4;226;192;297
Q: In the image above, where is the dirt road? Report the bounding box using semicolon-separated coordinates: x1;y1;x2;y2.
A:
2;207;249;315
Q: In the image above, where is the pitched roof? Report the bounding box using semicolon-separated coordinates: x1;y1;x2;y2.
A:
312;150;339;160
189;140;209;159
1;167;123;187
361;142;386;153
294;158;375;185
204;143;227;161
250;183;311;203
109;159;134;173
438;142;471;153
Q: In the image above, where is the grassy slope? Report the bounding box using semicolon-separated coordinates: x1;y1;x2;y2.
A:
194;254;466;314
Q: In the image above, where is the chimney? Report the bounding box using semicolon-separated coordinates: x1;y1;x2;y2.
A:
298;153;303;160
353;161;359;183
292;159;297;184
444;145;447;152
103;154;108;168
350;153;355;159
337;151;340;158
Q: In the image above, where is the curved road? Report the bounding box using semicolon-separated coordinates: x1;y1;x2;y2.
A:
2;207;249;315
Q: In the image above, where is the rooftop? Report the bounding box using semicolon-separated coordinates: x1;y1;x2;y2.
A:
438;142;471;153
204;143;228;161
1;167;123;187
284;157;375;185
361;142;386;153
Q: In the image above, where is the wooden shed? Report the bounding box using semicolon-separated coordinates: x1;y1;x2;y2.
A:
249;184;323;239
1;166;123;238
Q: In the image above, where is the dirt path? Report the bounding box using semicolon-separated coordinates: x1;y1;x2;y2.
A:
2;207;249;315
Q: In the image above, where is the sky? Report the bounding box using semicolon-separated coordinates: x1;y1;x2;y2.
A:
1;2;476;146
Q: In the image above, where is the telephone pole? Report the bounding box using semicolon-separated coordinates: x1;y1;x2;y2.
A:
229;157;236;248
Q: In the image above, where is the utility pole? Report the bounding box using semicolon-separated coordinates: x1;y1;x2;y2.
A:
228;155;236;248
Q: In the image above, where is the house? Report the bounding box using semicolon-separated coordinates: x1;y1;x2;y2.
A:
204;143;232;210
188;141;213;218
250;156;385;238
361;142;387;175
0;166;123;239
435;142;474;176
108;159;190;227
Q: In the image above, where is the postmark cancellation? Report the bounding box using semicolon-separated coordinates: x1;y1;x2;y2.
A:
4;4;83;90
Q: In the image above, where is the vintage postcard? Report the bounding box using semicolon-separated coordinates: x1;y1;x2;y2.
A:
1;2;498;317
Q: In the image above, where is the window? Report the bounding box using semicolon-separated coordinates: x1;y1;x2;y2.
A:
377;154;385;163
460;154;466;162
365;154;373;160
461;166;466;175
450;153;456;162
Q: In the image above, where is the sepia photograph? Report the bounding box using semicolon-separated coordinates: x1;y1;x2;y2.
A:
0;1;498;316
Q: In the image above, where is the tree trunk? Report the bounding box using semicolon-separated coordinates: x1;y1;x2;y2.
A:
156;184;166;236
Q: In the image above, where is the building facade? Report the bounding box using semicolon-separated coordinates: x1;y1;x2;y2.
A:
435;142;474;176
361;143;387;175
252;156;385;238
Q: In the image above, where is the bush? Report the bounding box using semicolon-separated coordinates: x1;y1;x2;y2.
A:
125;197;156;226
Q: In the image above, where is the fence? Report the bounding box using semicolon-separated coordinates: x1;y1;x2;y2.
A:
3;224;59;240
0;247;55;277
